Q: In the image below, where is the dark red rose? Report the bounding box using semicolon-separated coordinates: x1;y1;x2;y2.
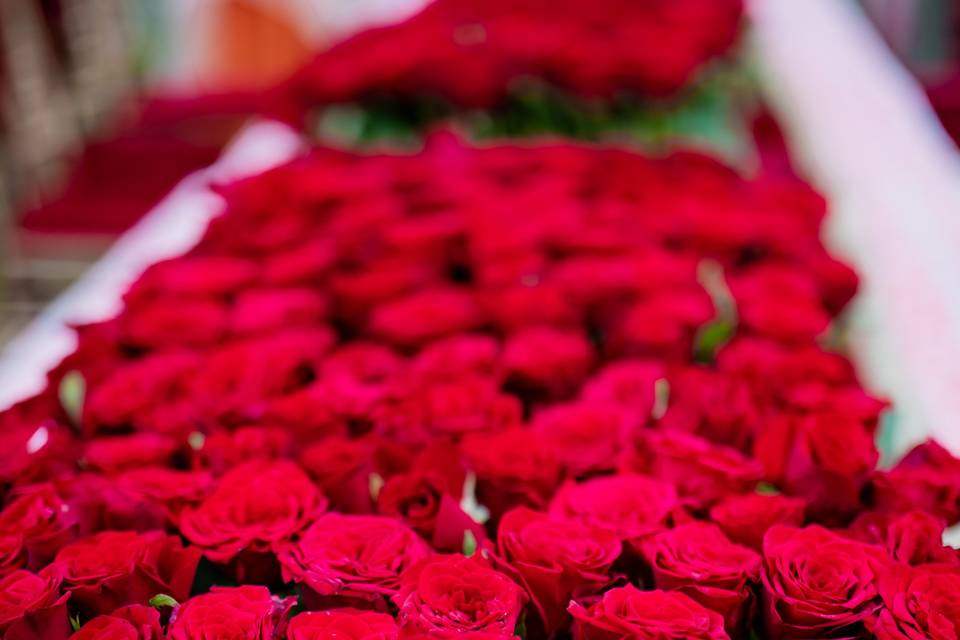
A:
531;402;632;478
462;428;562;525
167;586;295;640
640;522;761;634
278;513;431;611
867;563;960;639
549;474;678;541
230;288;328;336
708;493;805;551
368;288;481;348
54;530;200;617
393;555;525;636
502;326;595;399
761;525;887;639
870;439;960;525
377;472;485;553
83;434;178;474
496;507;620;635
848;510;958;566
0;567;70;640
178;460;327;583
568;584;729;640
0;483;78;570
623;430;763;510
121;297;227;349
287;609;399;640
70;605;162;640
607;288;715;361
299;436;376;514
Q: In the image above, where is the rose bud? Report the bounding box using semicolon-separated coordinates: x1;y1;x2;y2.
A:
568;584;729;640
287;609;399;640
639;522;761;635
178;460;327;584
761;525;887;639
0;567;70;640
54;530;199;618
278;513;431;611
167;586;295;640
393;555;525;636
708;493;806;551
496;508;620;635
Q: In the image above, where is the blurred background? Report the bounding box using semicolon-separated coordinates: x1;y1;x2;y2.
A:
1;0;959;347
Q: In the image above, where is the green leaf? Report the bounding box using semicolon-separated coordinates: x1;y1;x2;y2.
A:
59;371;85;427
756;482;780;496
70;614;81;632
651;379;670;421
462;530;478;557
515;612;527;639
149;593;179;609
693;318;736;364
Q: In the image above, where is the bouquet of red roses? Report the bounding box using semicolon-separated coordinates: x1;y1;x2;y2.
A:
0;134;956;639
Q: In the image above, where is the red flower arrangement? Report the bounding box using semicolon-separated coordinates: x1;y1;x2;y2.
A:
0;132;956;639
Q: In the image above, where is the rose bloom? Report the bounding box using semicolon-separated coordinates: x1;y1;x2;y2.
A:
83;433;178;474
377;472;485;553
462;428;562;526
114;467;213;524
578;359;665;424
497;507;621;635
392;555;525;636
868;563;960;639
168;586;295;640
368;287;482;348
70;605;162;640
761;525;887;639
278;513;431;611
0;567;70;640
531;401;633;478
640;522;761;634
870;439;960;525
178;460;328;583
286;609;399;640
708;493;806;551
502;326;595;399
549;473;678;542
568;584;729;640
0;483;78;570
299;436;376;514
53;530;200;617
848;510;958;566
624;430;763;510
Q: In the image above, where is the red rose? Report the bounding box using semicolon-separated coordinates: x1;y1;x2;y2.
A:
70;605;162;640
870;439;960;525
126;256;257;301
579;359;665;424
502;326;595;399
496;507;620;635
708;493;805;551
623;430;763;510
83;434;178;474
393;555;525;636
54;530;200;617
121;298;227;349
0;568;70;640
868;564;960;639
568;584;729;640
114;467;212;519
549;473;678;541
194;426;293;475
287;609;399;640
299;436;376;514
168;586;295;640
761;525;886;639
848;510;958;566
230;288;328;336
531;402;632;478
0;484;78;570
607;288;715;361
377;472;486;553
368;288;481;348
462;428;562;526
639;522;761;634
278;513;431;611
178;460;327;583
408;334;499;382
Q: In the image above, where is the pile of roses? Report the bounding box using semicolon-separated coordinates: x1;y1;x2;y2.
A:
288;0;744;111
0;132;959;639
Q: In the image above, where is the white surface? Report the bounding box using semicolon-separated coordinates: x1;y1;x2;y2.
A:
750;0;960;459
0;119;304;410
